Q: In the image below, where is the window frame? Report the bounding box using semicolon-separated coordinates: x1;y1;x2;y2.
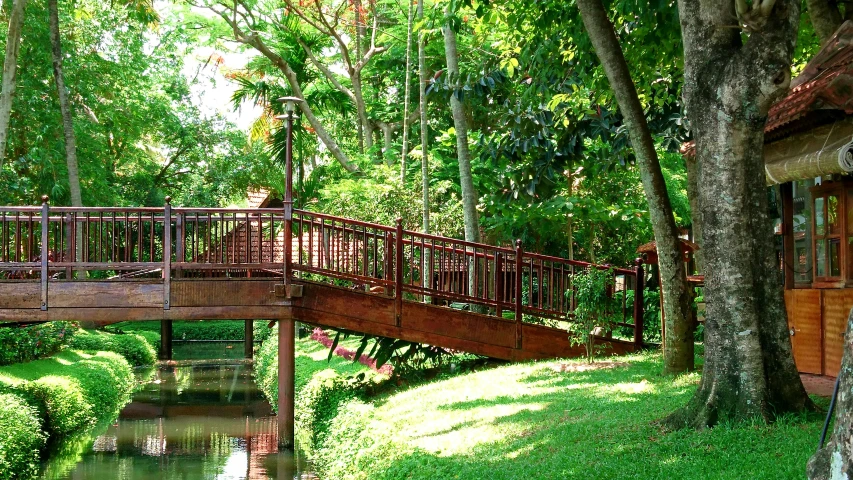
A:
810;181;848;288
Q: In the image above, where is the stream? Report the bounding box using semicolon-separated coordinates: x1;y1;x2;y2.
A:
39;343;315;479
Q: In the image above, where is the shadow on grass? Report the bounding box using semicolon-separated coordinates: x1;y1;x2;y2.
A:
365;355;824;480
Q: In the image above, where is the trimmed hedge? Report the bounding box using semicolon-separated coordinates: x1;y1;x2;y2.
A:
106;320;269;341
0;393;46;480
67;330;156;366
0;351;133;479
0;322;77;366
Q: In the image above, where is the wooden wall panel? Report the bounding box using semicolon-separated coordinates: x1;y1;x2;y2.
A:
0;282;40;309
821;290;853;377
48;281;163;308
787;289;823;375
171;280;280;307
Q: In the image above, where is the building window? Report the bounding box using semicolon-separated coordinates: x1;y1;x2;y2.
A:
792;179;813;285
809;180;848;286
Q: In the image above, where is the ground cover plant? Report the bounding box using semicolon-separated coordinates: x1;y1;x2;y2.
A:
0;350;134;478
67;330;156;366
308;352;828;480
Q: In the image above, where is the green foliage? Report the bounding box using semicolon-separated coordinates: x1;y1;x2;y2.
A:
133;330;161;351
0;322;78;366
295;369;361;452
68;329;156;366
643;289;663;343
0;350;133;477
17;375;94;437
312;400;394;480
107;320;263;342
0;393;46;480
568;267;620;362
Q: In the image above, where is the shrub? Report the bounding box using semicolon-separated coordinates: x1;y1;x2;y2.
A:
107;319;266;341
568;267;620;362
253;331;279;408
134;330;160;350
0;322;78;366
73;353;134;419
18;375;94;437
295;369;360;451
312;399;393;480
0;393;46;480
68;330;156;366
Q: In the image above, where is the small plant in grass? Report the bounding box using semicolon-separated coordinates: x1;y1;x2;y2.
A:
568;267;620;363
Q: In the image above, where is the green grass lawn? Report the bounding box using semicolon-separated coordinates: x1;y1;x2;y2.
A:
314;351;829;480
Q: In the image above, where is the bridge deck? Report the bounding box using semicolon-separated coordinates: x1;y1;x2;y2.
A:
0;202;645;361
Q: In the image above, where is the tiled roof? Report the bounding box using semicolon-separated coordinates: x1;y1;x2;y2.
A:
246;189;271;209
765;21;853;139
682;21;853;156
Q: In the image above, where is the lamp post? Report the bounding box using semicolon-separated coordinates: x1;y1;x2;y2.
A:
275;96;303;450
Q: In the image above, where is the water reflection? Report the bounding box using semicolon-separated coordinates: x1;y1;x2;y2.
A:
43;361;315;480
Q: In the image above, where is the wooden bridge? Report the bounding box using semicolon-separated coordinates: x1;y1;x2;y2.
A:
0;197;645;448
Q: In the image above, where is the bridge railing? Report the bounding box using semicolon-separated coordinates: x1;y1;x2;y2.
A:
0;200;645;347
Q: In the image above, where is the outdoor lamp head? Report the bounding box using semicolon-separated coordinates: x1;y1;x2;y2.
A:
277;96;303;113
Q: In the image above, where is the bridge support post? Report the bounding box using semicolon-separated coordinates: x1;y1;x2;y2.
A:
159;320;172;361
244;320;254;358
277;316;295;449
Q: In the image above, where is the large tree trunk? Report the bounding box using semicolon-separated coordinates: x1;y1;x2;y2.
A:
442;12;480;244
808;0;843;44
808;308;853;479
400;0;414;183
577;0;694;373
49;0;81;208
0;0;28;166
666;0;814;428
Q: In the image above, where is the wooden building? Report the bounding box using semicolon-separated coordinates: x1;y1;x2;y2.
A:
686;22;853;377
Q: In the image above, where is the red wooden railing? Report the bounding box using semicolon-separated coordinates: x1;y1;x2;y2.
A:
0;199;645;348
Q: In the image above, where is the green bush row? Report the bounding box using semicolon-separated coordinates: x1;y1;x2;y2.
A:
106;320;272;342
0;322;77;366
0;351;134;480
0;393;46;480
67;330;156;366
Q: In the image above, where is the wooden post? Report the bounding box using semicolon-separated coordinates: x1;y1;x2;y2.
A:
163;197;171;310
781;182;794;289
175;212;184;279
277;316;295;449
160;320;172;361
633;258;645;350
65;213;74;279
495;252;504;318
395;218;404;326
515;240;523;349
40;196;49;311
245;320;254;358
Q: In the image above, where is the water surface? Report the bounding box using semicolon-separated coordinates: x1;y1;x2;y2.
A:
41;360;314;480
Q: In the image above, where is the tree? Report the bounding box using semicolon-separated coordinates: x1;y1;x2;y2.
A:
0;0;28;166
400;0;414;182
48;0;81;209
418;0;429;235
808;309;853;478
808;0;852;44
442;7;479;244
193;0;358;173
665;0;813;428
576;0;694;373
